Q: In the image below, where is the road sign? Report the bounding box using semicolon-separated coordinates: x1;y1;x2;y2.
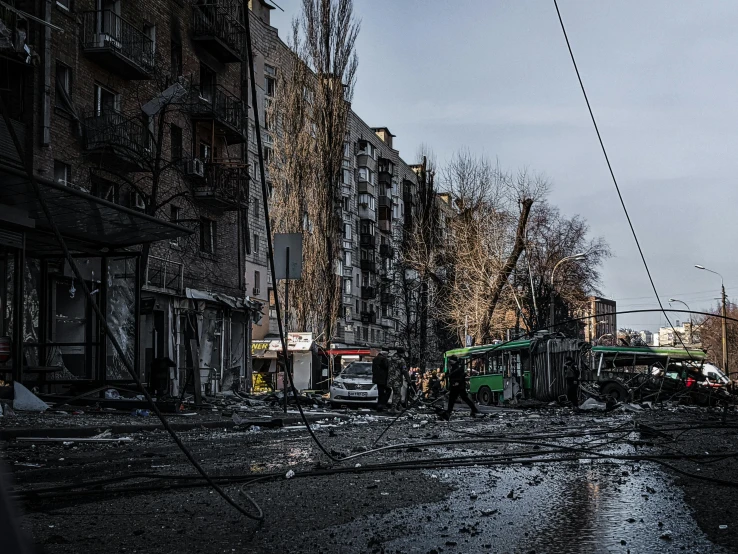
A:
274;233;303;280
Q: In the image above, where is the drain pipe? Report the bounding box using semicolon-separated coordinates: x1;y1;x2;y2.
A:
42;0;52;146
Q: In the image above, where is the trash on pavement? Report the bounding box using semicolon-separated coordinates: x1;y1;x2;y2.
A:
579;398;607;411
285;470;295;479
104;389;121;400
13;382;49;412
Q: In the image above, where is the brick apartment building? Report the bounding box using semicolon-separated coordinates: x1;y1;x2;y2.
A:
245;2;427;359
0;0;261;394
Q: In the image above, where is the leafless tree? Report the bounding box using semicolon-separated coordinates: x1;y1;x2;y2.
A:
695;302;738;376
268;0;359;342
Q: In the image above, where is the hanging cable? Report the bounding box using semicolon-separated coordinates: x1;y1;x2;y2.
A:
243;6;339;462
551;0;694;360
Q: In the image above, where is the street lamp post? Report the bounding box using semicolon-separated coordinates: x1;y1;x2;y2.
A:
695;265;728;376
668;298;692;345
550;253;587;331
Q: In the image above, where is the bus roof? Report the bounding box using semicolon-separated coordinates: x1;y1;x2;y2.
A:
591;345;706;360
444;340;533;360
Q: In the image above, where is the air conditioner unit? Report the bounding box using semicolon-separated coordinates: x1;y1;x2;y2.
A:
252;287;260;296
185;158;205;177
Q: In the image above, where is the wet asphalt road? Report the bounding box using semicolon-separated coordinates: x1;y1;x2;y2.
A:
3;405;736;553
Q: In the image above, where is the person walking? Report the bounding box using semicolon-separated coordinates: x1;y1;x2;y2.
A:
440;356;479;420
564;356;580;406
372;351;391;411
387;349;408;412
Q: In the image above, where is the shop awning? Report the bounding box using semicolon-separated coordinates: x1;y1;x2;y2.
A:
325;348;374;356
186;288;262;313
0;164;191;252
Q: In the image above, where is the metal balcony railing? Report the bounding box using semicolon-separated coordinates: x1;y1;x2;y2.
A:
192;163;248;210
191;1;244;63
184;81;246;143
361;286;376;299
83;111;147;168
144;256;184;294
80;11;155;79
360;311;377;324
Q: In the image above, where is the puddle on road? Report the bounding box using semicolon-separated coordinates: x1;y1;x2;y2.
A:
301;451;725;554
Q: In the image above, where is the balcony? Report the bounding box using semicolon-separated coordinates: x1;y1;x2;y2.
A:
380;292;393;305
361;286;376;299
83;111;148;172
190;162;248;210
184;82;246;144
360;311;377;324
378;195;392;210
144;256;184;294
360;259;376;273
191;1;244;63
80;11;155;80
0;118;25;169
378;219;391;233
359;233;376;247
379;244;394;258
358;180;376;196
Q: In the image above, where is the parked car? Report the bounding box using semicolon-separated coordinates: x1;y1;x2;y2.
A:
330;362;378;407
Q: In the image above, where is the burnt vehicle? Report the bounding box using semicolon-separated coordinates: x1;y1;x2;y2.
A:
589;346;733;405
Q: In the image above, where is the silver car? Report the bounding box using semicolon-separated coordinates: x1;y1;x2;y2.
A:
330;362;378;407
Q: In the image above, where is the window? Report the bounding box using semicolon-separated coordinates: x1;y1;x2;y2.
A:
171;39;182;77
360;220;374;236
371;329;375;342
363;327;368;340
342;169;351;185
199;141;211;162
344;279;352;295
344;307;352;320
54;160;71;186
263;145;272;165
200;63;216;103
200;217;216;253
91;177;118;203
170;124;183;162
55;62;72;110
94;84;118;115
253;233;260;255
253;197;260;220
358;194;375;210
343;141;350;159
343;223;352;240
344;250;352;267
358;140;376;159
144;23;156;56
342;196;351;212
355;299;359;312
264;64;276;96
170;205;180;246
254;271;261;292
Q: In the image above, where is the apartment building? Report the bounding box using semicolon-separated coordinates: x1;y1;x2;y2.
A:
582;296;617;343
245;1;422;354
0;0;261;393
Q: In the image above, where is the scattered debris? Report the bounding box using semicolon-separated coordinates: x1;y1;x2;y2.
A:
285;470;295;479
13;382;49;412
579;398;607;411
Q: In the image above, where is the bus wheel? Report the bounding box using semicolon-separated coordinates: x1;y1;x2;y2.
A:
600;382;629;402
478;386;493;406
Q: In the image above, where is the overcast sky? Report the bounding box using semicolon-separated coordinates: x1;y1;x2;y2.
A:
270;0;738;332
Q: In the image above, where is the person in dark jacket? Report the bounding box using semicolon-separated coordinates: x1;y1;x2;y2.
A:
564;356;580;406
372;351;391;411
440;356;479;420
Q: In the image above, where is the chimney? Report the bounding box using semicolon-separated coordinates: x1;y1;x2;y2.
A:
372;127;395;149
248;0;274;26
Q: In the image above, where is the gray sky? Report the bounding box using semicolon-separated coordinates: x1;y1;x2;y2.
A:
270;0;738;332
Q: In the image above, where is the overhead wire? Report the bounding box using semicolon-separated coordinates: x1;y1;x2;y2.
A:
551;0;696;362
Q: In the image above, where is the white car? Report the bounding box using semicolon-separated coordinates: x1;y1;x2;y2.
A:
330;362;379;407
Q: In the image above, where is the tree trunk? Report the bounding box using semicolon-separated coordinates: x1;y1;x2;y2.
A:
480;198;534;341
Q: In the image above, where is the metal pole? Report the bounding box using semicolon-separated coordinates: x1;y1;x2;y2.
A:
283;246;290;413
722;282;728;377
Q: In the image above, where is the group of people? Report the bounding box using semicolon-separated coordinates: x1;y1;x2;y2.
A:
371;350;480;419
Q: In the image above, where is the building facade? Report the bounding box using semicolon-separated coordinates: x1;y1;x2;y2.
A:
1;0;261;394
245;2;423;358
582;296;617;343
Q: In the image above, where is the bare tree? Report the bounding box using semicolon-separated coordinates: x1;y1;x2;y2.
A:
268;0;359;343
437;152;547;344
696;302;738;375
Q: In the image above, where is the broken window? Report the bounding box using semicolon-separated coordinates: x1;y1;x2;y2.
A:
55;62;72;112
200;217;216;254
53;160;71;186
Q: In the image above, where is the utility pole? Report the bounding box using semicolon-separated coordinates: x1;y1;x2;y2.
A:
722;282;728;377
695;265;728;376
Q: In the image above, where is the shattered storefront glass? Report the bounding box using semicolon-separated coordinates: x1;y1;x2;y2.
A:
106;257;136;380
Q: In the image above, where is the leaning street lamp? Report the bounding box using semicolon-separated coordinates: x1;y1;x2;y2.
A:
668;298;692;345
550;253;587;330
695;264;728;376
